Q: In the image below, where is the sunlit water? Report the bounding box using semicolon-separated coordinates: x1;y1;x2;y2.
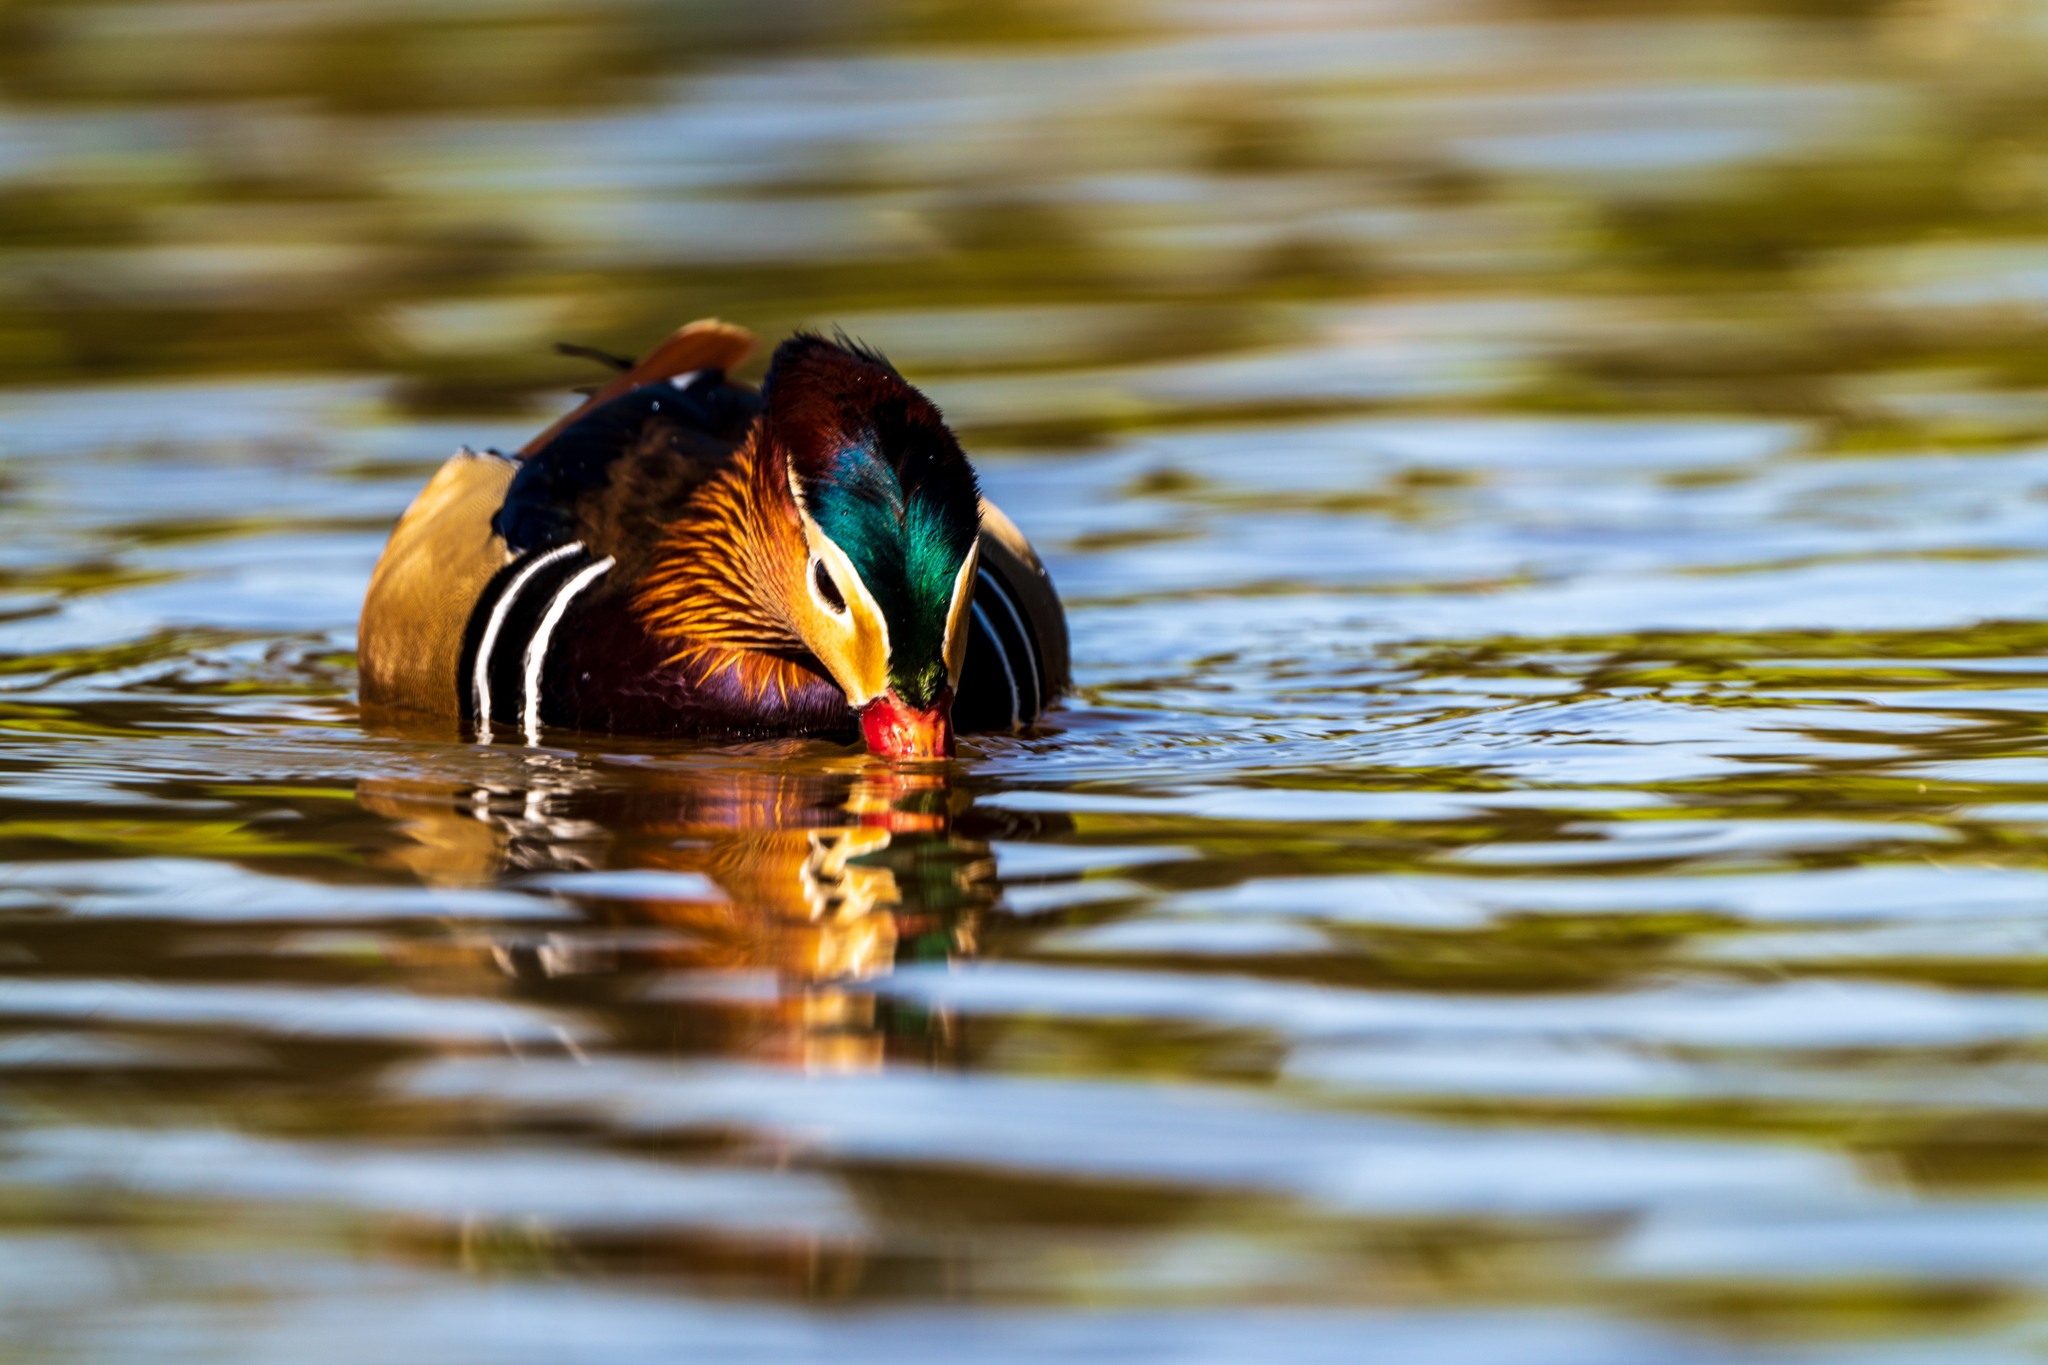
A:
9;1;2048;1360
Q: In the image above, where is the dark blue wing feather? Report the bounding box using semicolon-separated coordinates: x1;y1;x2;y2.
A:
493;375;763;553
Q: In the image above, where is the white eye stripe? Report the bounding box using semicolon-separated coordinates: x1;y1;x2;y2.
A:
809;557;850;616
810;537;882;641
804;526;891;706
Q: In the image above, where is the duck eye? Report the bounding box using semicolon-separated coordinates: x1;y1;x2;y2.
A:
812;558;848;615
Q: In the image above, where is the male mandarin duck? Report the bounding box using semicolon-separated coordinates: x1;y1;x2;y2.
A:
358;320;1067;758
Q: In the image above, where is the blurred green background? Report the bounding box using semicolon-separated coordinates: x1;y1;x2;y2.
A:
6;0;2048;453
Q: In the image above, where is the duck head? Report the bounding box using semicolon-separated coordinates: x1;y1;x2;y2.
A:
761;334;981;759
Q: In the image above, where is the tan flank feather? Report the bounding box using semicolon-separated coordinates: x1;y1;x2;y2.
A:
358;448;516;719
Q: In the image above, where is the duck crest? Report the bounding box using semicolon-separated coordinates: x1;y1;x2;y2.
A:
762;334;982;707
632;334;980;713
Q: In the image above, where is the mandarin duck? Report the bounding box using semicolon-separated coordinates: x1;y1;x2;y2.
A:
358;320;1067;757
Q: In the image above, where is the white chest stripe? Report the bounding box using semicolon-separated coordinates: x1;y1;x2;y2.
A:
521;555;615;745
473;542;582;743
978;568;1039;713
971;599;1021;731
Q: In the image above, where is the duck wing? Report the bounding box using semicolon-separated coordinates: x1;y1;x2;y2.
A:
519;319;755;457
361;320;763;723
494;321;764;575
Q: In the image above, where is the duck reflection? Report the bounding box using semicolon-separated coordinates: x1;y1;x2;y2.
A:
357;755;999;1069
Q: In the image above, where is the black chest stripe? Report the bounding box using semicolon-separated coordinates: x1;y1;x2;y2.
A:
459;542;611;742
969;598;1021;730
976;567;1041;721
517;553;614;743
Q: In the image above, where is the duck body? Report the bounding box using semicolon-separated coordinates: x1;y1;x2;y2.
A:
359;321;1067;755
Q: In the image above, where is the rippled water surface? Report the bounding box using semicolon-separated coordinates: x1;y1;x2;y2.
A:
14;0;2048;1360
